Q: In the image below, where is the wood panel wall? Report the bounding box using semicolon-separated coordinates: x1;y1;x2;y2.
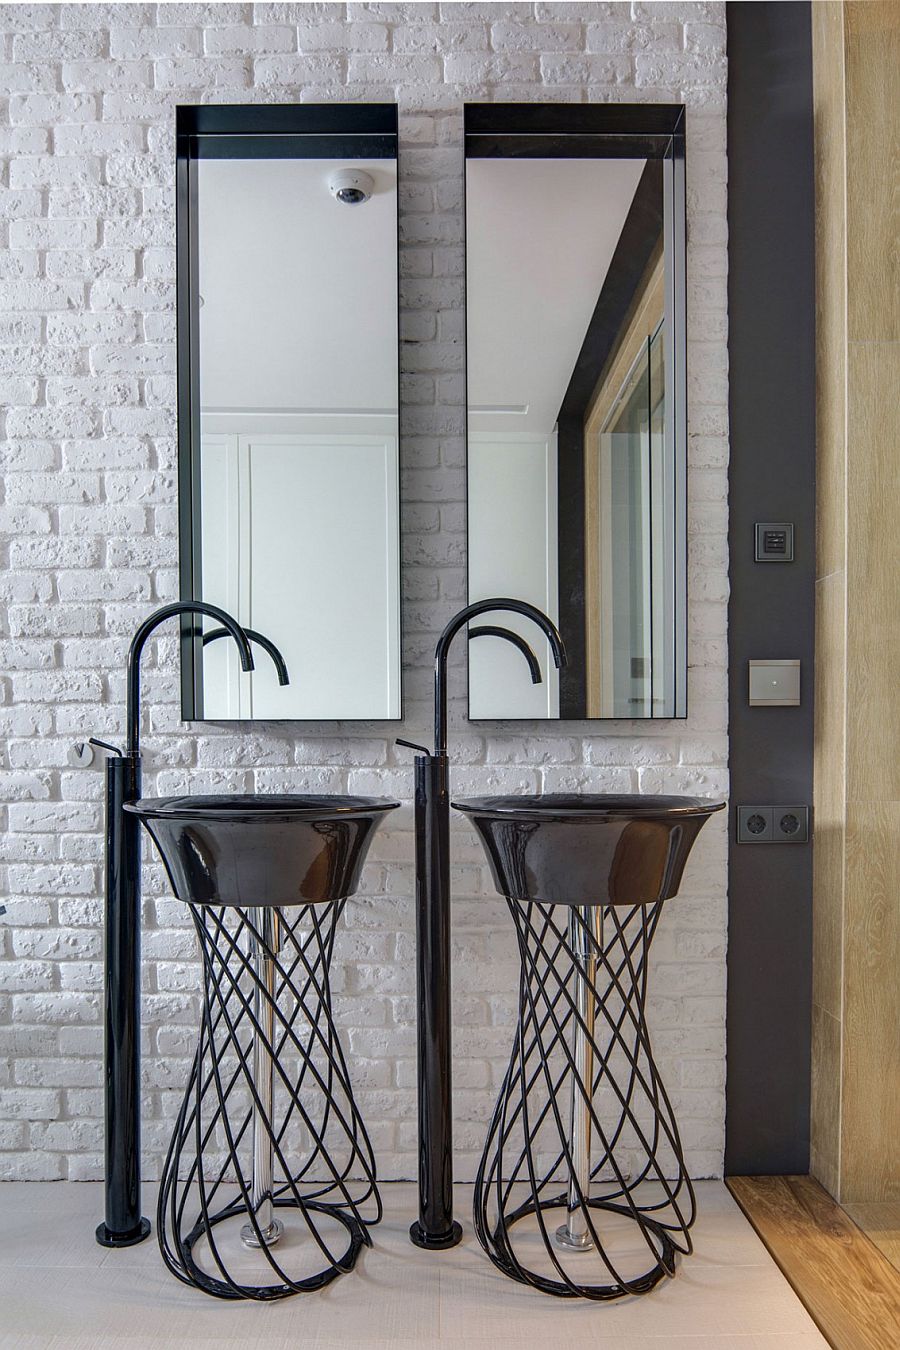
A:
811;0;900;1205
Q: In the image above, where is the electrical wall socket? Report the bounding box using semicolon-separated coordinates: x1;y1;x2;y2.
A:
773;806;809;842
736;805;810;843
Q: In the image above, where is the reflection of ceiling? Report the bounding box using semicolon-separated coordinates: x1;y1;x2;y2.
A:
197;157;398;412
467;157;645;435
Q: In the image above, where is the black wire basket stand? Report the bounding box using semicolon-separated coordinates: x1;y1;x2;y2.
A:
473;896;696;1300
158;898;381;1300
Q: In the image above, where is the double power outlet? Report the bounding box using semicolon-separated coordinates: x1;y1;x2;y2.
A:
736;805;810;844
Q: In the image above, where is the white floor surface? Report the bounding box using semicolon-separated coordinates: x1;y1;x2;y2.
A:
0;1181;827;1349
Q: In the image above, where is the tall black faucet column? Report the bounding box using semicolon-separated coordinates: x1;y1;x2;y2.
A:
95;753;150;1247
409;752;462;1249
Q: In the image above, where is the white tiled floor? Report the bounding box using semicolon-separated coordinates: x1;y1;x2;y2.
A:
0;1181;826;1349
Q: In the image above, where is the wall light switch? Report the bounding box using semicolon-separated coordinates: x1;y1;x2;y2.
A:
754;521;794;561
749;659;801;706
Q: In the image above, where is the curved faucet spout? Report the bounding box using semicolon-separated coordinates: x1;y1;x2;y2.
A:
202;626;289;687
126;601;254;758
434;598;567;756
468;626;542;686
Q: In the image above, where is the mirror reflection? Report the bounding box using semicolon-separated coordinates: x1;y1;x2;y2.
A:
178;107;400;720
465;106;686;720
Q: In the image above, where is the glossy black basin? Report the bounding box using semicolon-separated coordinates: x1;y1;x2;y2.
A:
452;794;725;906
124;795;398;907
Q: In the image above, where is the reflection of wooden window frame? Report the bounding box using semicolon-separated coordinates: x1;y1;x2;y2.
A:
584;246;665;717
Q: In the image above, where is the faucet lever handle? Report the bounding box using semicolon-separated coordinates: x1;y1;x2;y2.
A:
88;737;124;758
396;737;432;758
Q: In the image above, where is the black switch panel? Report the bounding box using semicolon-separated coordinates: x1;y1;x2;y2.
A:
754;521;794;562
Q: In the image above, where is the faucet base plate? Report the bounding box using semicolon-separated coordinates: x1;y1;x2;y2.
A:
240;1217;284;1249
95;1217;151;1248
409;1219;463;1250
555;1223;595;1252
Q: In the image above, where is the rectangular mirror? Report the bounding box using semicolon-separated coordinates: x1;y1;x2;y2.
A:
177;105;400;720
465;104;686;719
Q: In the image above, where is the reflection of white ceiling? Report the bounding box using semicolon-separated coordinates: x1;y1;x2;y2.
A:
197;157;397;412
467;157;645;435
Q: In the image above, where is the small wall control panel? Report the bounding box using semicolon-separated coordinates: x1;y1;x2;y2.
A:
754;521;794;562
736;805;810;843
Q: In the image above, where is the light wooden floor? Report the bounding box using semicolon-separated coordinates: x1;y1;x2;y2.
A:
0;1180;826;1349
842;1202;900;1275
728;1176;900;1350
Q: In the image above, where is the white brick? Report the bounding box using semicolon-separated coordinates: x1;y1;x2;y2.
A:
157;3;249;21
53;123;145;155
394;22;487;53
540;50;632;82
154;56;252;89
205;23;297;54
48;184;139;219
444;51;538;82
1;5;58;32
0;126;50;154
3;280;83;312
90;279;175;311
9;218;97;250
0;1089;62;1121
0;376;40;406
9;93;99;124
586;19;681;53
61;5;155;27
61;59;153;92
13;30;105;61
109;26;203;59
253;52;344;84
0;62;58;93
491;21;584;51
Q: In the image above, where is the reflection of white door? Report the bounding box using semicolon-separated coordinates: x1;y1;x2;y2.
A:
200;433;400;719
200;434;249;717
596;325;672;720
468;432;560;718
597;405;653;718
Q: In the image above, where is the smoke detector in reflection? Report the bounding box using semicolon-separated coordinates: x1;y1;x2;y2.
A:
329;169;375;205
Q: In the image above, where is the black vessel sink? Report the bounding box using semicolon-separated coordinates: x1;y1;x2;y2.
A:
124;795;398;907
452;794;725;906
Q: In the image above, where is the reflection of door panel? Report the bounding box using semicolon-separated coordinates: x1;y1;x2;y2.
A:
200;433;248;718
598;346;653;718
468;432;559;718
585;251;664;717
201;433;400;719
647;326;669;714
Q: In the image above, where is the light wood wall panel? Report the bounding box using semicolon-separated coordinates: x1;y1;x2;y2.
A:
844;0;900;344
811;0;848;1199
812;0;847;585
811;0;900;1206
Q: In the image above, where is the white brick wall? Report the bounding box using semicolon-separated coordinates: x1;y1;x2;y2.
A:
0;1;729;1184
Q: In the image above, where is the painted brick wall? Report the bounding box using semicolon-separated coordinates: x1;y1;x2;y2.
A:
0;1;729;1183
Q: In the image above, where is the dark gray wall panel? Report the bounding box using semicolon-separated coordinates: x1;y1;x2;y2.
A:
725;1;816;1175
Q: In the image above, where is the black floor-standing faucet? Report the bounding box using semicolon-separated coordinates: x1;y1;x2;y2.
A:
90;602;291;1248
400;600;566;1250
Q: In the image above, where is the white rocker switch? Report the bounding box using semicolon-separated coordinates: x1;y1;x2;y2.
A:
748;659;801;707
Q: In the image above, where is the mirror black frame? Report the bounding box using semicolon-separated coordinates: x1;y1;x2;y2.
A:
463;102;687;720
175;103;401;721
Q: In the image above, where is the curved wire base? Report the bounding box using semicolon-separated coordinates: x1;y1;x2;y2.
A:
474;898;695;1301
178;1198;367;1300
159;900;381;1301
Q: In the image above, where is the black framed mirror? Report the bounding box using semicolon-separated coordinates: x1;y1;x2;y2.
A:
464;104;687;720
177;104;401;720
